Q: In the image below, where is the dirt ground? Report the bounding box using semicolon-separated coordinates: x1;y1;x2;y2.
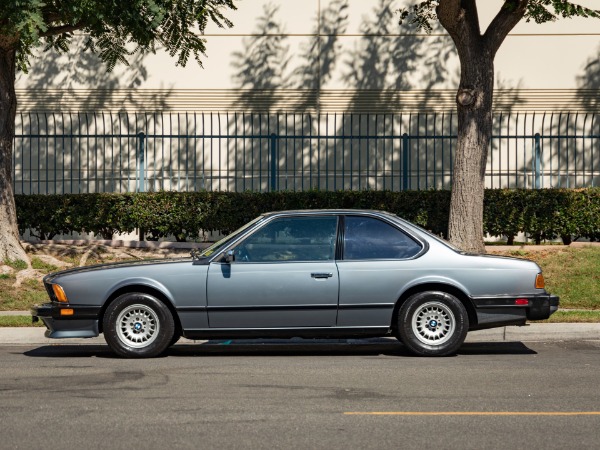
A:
1;242;195;289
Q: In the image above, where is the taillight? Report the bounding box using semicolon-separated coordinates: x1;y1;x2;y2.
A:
535;274;545;289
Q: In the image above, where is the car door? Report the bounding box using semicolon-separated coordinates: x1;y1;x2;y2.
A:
206;215;340;328
336;215;425;327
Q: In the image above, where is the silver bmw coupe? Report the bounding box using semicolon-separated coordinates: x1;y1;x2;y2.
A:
32;210;559;357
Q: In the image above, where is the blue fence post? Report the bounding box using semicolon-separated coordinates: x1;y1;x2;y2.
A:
402;133;409;191
138;131;146;192
270;133;277;192
534;133;541;189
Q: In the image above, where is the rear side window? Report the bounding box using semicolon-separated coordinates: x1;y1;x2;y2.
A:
343;216;422;260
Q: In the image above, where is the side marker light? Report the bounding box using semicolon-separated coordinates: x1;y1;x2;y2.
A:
52;284;68;303
535;274;545;289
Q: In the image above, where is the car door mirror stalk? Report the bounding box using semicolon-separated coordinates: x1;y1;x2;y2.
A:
224;250;235;263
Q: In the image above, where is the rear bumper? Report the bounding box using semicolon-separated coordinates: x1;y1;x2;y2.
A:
470;293;559;330
31;303;101;339
527;294;559;321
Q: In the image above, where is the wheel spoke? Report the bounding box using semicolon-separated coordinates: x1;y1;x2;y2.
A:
411;301;456;346
115;304;160;349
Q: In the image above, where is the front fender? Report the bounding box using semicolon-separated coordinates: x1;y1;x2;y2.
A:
105;277;176;307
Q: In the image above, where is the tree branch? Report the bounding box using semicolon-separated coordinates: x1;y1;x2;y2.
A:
484;0;528;56
461;0;482;37
436;0;482;49
436;0;462;35
40;22;85;38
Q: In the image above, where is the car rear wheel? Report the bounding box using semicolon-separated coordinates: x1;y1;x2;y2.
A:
103;293;174;358
397;291;468;357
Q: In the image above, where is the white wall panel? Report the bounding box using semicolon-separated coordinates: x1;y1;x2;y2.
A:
13;0;600;111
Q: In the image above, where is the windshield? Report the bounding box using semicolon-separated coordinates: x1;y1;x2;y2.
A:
199;216;264;258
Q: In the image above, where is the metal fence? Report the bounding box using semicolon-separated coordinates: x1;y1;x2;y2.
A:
13;112;600;195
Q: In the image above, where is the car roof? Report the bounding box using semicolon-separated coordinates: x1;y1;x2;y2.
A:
261;209;393;217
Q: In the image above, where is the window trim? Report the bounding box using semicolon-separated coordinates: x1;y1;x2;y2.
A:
206;211;430;265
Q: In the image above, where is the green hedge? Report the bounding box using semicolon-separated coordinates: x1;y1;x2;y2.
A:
15;188;600;243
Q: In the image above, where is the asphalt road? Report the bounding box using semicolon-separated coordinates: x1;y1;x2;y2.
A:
1;340;600;449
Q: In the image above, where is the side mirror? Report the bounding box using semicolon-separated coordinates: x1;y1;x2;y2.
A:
223;250;235;263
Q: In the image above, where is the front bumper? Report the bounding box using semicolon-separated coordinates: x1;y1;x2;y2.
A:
31;303;101;339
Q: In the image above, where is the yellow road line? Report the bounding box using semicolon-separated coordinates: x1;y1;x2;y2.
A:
344;412;600;416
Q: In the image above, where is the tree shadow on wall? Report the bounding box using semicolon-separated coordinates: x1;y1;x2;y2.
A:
577;42;600;106
14;40;173;195
488;45;600;194
18;37;171;111
573;44;600;187
227;0;530;193
231;3;291;94
336;0;459;191
292;0;349;92
228;0;349;191
285;0;349;191
504;47;600;193
227;3;291;191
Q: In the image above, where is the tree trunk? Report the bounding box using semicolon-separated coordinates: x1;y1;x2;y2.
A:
448;55;494;254
435;0;527;254
0;45;29;263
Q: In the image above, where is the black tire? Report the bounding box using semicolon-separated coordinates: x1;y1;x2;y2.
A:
103;293;175;358
396;291;469;357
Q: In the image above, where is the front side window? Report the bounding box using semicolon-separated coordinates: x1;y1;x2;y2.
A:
343;216;422;260
234;216;338;262
200;216;264;258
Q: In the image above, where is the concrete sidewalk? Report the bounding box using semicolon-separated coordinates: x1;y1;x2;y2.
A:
1;323;599;346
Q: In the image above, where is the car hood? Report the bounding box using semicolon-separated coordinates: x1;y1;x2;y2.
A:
43;257;193;283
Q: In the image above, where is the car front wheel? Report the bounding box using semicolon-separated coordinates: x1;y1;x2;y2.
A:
397;291;468;357
103;293;175;358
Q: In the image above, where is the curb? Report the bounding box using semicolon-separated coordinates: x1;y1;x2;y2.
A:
465;323;600;342
1;323;599;346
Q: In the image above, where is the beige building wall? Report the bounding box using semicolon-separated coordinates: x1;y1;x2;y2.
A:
12;1;600;194
14;0;600;112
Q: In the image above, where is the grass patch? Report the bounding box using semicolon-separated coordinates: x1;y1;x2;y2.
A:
541;248;600;310
4;259;27;270
31;257;58;273
0;316;44;327
493;246;600;310
541;310;600;323
0;274;48;311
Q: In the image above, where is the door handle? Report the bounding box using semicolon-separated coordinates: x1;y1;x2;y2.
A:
311;272;333;279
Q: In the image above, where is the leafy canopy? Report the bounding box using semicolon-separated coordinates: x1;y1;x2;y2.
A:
399;0;600;32
0;0;237;71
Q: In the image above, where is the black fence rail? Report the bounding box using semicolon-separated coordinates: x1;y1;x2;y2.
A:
13;112;600;194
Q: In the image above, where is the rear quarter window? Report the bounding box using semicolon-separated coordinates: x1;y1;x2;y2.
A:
344;216;422;260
